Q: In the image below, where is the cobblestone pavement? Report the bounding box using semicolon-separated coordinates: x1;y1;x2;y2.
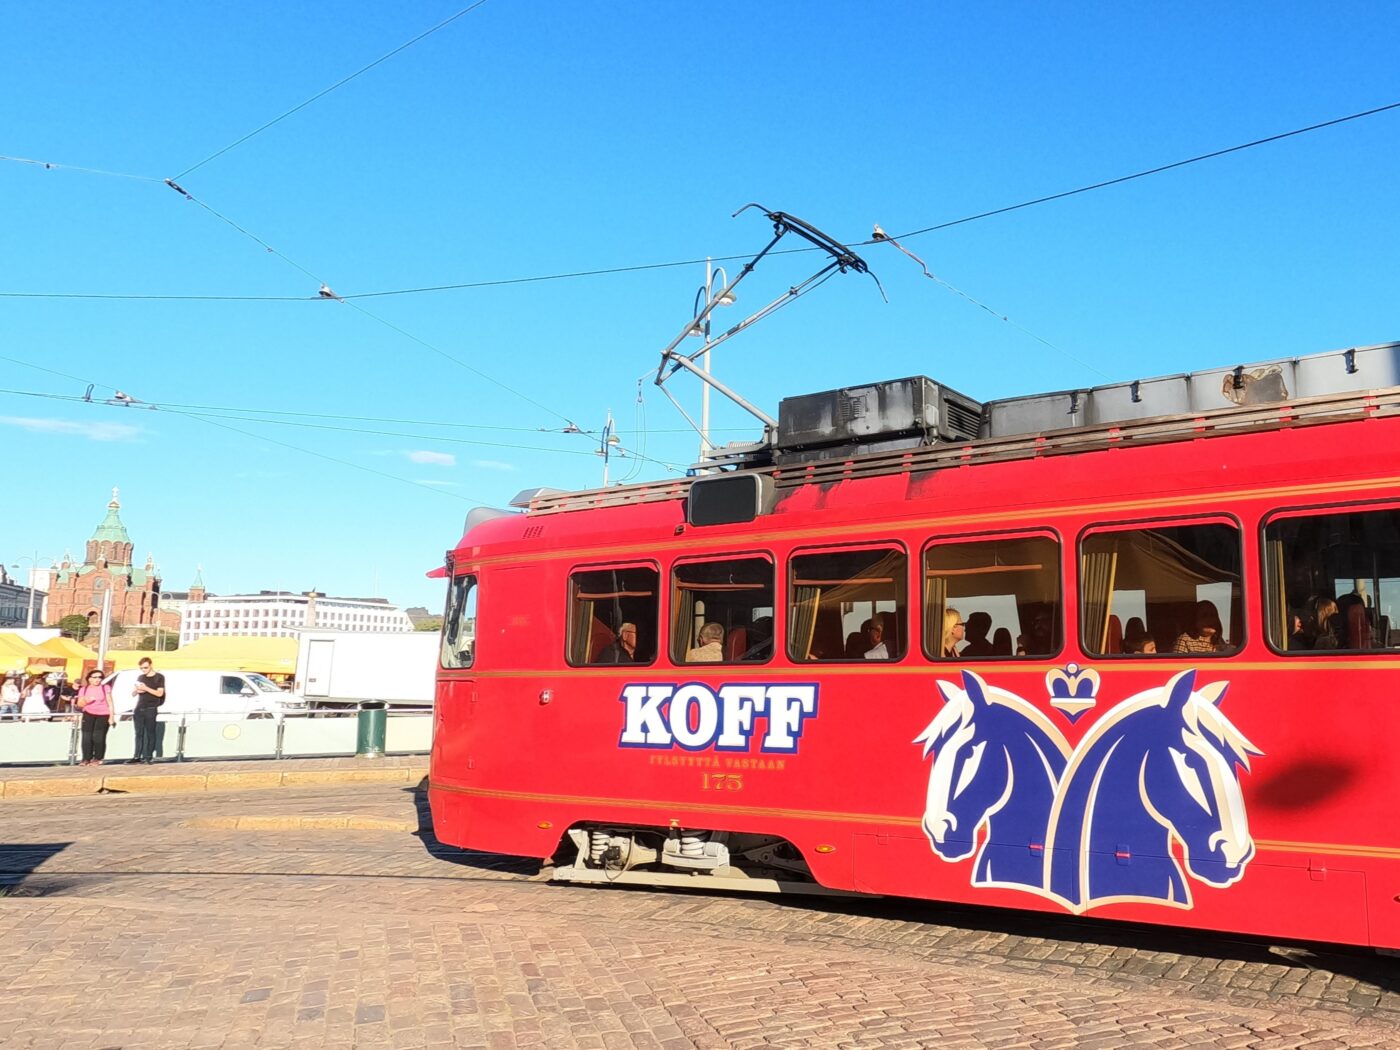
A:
0;784;1395;1049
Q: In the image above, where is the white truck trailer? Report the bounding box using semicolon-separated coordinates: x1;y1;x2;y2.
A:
292;630;438;709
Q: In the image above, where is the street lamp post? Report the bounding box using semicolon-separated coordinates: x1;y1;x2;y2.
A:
688;259;736;463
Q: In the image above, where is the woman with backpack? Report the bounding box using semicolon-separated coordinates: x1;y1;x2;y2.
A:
75;670;116;765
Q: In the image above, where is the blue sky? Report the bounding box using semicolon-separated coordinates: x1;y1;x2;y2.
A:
2;3;1397;613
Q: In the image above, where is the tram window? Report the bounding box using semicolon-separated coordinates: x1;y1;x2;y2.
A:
670;556;774;664
788;547;907;662
1264;507;1400;654
924;535;1061;659
441;574;478;669
1079;522;1241;657
567;565;659;666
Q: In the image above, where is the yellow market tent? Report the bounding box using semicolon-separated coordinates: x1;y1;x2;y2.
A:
39;635;100;678
0;633;61;676
124;636;298;677
108;650;158;672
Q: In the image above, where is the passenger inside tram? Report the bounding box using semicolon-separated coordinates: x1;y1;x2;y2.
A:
941;609;965;657
862;613;891;659
960;612;995;657
685;622;726;663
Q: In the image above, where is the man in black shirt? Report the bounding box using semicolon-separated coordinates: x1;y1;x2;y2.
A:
132;657;166;764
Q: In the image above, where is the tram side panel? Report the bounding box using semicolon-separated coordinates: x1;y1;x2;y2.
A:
429;471;1400;949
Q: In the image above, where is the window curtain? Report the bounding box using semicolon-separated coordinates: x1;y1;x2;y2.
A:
569;595;595;664
1080;547;1118;655
790;586;822;660
672;584;698;661
1263;535;1288;648
923;573;947;655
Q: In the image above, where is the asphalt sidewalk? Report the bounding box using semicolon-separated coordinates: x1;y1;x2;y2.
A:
0;754;428;799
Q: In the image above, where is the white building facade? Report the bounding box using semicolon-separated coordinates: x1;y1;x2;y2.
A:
180;591;413;645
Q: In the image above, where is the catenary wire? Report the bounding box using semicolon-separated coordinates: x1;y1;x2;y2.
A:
160;182;589;432
0;154;163;182
0;359;497;502
0;383;684;475
171;1;492;180
0;384;743;435
159;407;484;504
886;99;1400;240
7;99;1397;303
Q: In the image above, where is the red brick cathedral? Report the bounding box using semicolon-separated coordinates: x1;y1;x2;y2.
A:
49;489;163;629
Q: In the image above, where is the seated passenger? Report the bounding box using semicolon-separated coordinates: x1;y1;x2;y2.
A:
1173;600;1228;654
1286;611;1307;650
1303;597;1340;650
686;622;725;663
1016;609;1054;656
940;609;965;658
1125;635;1156;655
992;628;1013;656
595;622;638;664
863;614;891;660
960;611;995;657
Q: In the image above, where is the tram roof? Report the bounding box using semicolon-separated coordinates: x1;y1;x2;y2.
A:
512;339;1400;520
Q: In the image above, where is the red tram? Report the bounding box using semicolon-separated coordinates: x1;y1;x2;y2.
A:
429;341;1400;949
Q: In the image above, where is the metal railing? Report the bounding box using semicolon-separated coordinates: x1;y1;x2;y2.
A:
0;710;432;766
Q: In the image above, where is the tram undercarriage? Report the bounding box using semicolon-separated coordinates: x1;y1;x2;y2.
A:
550;825;859;897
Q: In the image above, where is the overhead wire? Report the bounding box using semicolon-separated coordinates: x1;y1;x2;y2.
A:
0;382;684;477
7;100;1398;481
0;363;490;503
0;385;741;435
162;406;484;504
5;99;1395;304
0;154;162;182
156;178;589;431
170;0;493;180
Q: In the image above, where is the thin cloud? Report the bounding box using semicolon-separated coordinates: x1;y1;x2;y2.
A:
471;459;516;471
406;450;455;466
0;416;141;442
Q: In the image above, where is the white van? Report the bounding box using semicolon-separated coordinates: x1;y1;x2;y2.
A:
107;669;309;721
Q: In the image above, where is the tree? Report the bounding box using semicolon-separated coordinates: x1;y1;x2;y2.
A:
59;615;90;641
414;618;443;632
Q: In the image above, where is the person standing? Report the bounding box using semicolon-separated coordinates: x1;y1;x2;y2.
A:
20;677;51;720
131;657;166;764
0;674;20;718
75;670;116;765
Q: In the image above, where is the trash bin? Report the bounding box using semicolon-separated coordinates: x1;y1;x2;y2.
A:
356;701;387;758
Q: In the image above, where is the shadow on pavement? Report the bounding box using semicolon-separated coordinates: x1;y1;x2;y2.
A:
776;887;1399;996
0;842;73;896
404;781;541;877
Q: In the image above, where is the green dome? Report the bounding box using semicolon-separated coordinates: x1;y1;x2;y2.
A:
91;488;131;545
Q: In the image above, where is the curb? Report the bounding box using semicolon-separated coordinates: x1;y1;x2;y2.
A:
1;767;429;799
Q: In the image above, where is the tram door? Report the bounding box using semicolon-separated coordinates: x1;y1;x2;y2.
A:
435;573;478;773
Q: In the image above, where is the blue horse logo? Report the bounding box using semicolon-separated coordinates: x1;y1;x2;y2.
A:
915;668;1262;914
914;671;1070;892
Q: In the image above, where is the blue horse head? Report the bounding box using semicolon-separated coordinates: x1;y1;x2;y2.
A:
915;670;1070;891
1044;669;1261;913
